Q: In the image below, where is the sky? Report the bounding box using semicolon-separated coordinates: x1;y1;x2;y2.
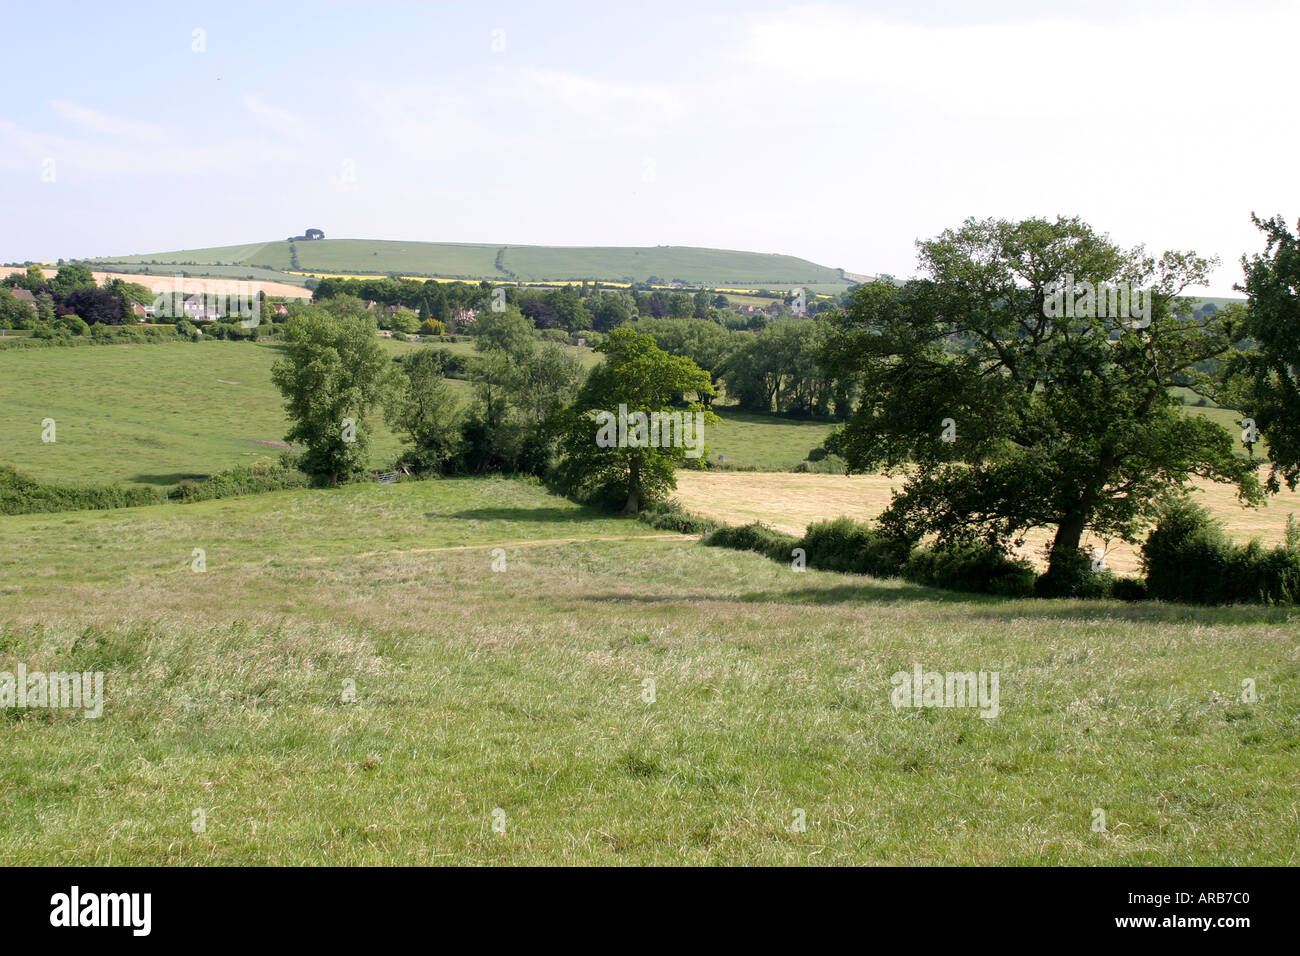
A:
0;0;1295;295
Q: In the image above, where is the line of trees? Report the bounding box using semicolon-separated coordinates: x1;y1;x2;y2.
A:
270;299;716;511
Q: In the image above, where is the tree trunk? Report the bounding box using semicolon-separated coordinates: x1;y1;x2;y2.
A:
1046;510;1087;576
621;457;642;515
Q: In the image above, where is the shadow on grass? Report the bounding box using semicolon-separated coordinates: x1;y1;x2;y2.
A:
581;580;1296;627
439;506;631;525
127;472;210;486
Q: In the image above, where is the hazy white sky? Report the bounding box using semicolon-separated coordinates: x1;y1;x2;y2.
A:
1;0;1295;295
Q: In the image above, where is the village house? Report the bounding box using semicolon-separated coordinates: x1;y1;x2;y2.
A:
182;295;224;321
10;284;36;312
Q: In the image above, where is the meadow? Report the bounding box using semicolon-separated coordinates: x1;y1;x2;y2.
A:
0;339;790;487
1;478;1296;865
0;340;415;486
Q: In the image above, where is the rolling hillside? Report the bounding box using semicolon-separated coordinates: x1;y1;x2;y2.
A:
85;238;856;291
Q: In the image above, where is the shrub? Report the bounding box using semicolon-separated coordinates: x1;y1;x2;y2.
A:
0;465;162;515
1142;499;1300;605
793;454;847;474
797;517;912;578
903;544;1036;597
168;459;309;502
704;522;800;562
56;314;89;336
1034;547;1114;599
637;499;717;535
1110;576;1149;601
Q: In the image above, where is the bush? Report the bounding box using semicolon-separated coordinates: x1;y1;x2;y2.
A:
168;459;308;502
0;465;162;515
704;522;800;563
903;544;1036;597
56;314;89;336
793;454;847;474
1034;547;1114;599
1110;576;1149;601
1142;499;1300;605
637;499;717;535
797;517;911;578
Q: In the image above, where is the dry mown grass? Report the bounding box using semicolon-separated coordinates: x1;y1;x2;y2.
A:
673;472;1300;576
0;266;311;300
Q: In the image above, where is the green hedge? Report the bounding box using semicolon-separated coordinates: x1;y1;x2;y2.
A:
1142;499;1300;605
704;522;801;562
636;500;718;535
702;514;1036;598
0;465;164;514
168;460;309;502
0;460;309;515
902;543;1036;597
798;517;912;577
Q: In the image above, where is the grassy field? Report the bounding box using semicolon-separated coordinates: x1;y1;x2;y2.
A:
0;341;415;486
85;238;855;291
706;407;833;470
0;477;1295;865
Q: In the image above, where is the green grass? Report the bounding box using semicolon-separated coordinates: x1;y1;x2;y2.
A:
87;239;855;290
0;337;606;488
707;407;834;470
0;340;413;486
0;476;1295;864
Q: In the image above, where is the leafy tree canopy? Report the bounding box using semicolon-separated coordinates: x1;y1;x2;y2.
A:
556;327;717;514
820;216;1261;590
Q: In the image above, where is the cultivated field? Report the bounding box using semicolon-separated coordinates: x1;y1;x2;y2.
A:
0;266;312;301
1;478;1296;865
0;340;1275;567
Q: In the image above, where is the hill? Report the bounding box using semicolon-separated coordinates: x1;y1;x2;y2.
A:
84;238;856;292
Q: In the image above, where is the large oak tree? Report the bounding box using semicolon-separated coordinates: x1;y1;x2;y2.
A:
820;216;1261;591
